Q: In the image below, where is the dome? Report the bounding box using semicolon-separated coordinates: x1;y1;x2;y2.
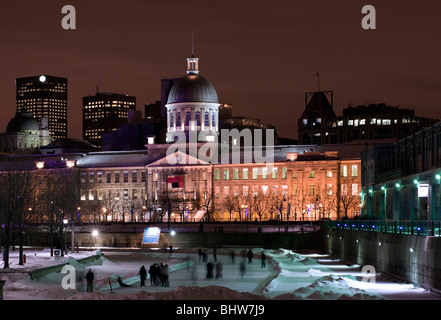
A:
167;74;219;104
6;112;40;133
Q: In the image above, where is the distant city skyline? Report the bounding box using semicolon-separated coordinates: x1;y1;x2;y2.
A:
1;1;441;141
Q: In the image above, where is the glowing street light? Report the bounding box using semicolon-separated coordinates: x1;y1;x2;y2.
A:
91;229;99;237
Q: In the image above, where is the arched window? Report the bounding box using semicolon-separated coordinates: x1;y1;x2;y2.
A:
177;112;181;128
185;111;191;127
196;112;201;127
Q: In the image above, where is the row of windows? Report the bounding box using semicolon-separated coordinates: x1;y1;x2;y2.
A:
217;183;357;197
291;183;358;197
82;171;146;184
214;167;289;181
303;118;415;127
218;185;289;197
82;188;146;201
214;165;358;181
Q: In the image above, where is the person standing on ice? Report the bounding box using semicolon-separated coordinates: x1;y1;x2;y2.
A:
163;264;169;287
139;265;147;287
247;249;253;264
261;252;266;268
239;261;246;278
215;262;223;279
86;269;94;292
149;264;155;286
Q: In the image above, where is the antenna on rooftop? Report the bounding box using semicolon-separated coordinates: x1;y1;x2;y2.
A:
316;72;320;92
191;27;195;57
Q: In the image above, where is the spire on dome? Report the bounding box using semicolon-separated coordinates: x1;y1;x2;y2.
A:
187;28;199;75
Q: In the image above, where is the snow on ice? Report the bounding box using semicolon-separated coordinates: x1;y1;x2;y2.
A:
0;247;440;300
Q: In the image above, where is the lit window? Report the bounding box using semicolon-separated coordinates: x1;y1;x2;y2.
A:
352;165;358;177
352;184;358;196
224;169;229;180
341;184;347;196
272;167;278;179
262;168;268;179
243;168;249;180
233;169;239;180
342;166;348;177
309;171;315;178
327;184;333;196
214;169;220;180
253;168;258;180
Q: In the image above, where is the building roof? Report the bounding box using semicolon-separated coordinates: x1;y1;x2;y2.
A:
75;150;151;168
6;112;40;132
167;74;219;104
301;91;336;119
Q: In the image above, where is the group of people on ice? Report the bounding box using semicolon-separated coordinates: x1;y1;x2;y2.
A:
139;263;169;287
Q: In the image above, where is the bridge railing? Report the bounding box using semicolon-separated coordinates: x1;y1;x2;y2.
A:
326;220;441;237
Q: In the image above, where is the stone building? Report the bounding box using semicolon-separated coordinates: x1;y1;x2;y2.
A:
0;112;52;154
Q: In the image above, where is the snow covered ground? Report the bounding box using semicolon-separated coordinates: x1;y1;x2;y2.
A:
1;246;440;301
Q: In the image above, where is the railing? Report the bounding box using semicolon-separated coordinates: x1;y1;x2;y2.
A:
326;220;441;237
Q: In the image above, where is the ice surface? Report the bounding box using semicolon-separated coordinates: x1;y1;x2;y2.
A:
1;247;440;300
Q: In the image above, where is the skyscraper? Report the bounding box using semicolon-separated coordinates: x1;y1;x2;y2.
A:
16;75;68;141
82;92;136;148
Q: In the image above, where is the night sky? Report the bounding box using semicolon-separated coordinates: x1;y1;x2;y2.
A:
1;0;441;141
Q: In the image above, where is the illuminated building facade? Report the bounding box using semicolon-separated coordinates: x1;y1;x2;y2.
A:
16;75;68;141
165;55;220;143
212;145;363;222
83;92;136;148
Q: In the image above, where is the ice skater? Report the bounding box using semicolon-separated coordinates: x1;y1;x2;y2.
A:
86;269;94;292
139;265;147;287
261;252;266;268
247;249;253;264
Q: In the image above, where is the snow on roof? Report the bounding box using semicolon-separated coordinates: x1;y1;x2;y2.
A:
76;150;151;168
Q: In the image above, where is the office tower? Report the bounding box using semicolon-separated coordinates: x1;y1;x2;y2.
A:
83;92;136;148
16;75;68;140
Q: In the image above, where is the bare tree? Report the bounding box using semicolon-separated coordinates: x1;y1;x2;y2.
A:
244;190;257;222
233;190;247;222
253;189;269;222
221;193;237;222
340;182;361;219
0;162;37;268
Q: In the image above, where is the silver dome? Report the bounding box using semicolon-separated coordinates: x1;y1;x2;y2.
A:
167;74;219;104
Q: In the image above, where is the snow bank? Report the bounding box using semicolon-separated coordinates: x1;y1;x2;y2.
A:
68;285;268;300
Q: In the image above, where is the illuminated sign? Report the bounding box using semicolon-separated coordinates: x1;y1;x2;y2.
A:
418;183;429;198
142;227;161;244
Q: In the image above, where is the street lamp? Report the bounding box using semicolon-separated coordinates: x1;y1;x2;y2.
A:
62;218;68;256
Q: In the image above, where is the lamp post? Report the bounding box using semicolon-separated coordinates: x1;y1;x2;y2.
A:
62;218;68;256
